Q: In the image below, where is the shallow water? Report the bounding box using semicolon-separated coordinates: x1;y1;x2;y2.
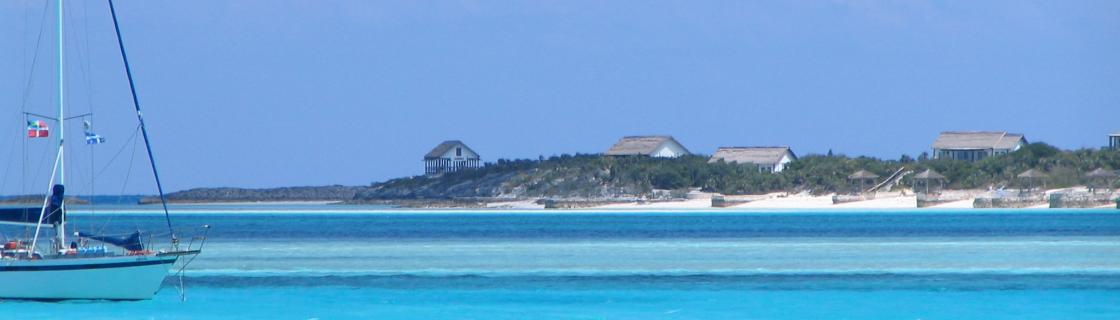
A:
4;208;1119;319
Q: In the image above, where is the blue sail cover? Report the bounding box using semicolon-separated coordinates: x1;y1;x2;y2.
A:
78;231;144;251
0;184;64;227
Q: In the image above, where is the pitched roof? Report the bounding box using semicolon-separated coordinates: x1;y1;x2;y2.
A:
604;136;690;156
913;169;946;180
932;131;1026;150
1087;168;1117;178
424;140;478;159
848;170;880;179
1017;169;1048;178
708;147;795;165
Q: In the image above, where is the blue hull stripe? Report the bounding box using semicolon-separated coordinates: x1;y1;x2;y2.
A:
0;258;174;272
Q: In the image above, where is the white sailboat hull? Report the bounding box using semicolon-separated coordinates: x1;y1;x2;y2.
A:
0;255;177;300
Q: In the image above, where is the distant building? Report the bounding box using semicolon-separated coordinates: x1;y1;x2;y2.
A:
931;131;1027;162
708;147;797;173
1110;132;1120;150
605;135;690;158
423;140;481;175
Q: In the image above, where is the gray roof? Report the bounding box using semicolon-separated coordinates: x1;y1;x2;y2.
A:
1017;169;1048;178
1111;132;1120;137
932;131;1026;150
913;169;946;180
1087;168;1117;178
604;136;690;156
424;140;478;159
848;170;880;179
708;147;795;165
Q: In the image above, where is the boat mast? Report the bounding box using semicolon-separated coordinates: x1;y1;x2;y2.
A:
57;0;67;249
107;0;177;245
30;0;66;255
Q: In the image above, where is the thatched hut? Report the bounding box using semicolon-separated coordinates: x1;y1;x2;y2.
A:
1086;168;1117;193
913;169;946;194
1016;169;1049;192
605;136;690;158
931;131;1027;162
848;170;879;193
708;146;797;173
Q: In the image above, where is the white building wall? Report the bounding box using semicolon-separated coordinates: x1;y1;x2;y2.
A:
774;153;795;172
438;143;480;160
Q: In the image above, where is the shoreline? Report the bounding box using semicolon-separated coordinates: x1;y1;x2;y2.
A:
64;206;1118;215
29;187;1120;213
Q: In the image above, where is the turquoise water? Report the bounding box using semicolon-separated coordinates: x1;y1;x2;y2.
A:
4;208;1119;319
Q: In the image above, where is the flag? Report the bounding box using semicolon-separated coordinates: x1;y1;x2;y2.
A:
85;133;105;145
27;120;49;138
83;120;105;145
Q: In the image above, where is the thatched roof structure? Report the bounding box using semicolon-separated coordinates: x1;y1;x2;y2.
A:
913;169;946;180
932;131;1026;150
1087;168;1117;178
848;170;879;179
605;136;690;156
1016;169;1049;179
424;140;478;159
708;147;795;165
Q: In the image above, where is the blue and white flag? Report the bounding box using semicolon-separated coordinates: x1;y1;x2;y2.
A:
83;121;105;145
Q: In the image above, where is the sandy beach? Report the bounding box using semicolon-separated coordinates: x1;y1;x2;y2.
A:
60;187;1115;213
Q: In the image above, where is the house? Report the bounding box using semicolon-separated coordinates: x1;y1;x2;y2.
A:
708;147;797;173
1110;132;1120;150
604;135;690;158
931;131;1027;162
423;140;481;175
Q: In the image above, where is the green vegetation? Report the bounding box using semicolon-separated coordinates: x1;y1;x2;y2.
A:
359;142;1120;200
909;143;1120;189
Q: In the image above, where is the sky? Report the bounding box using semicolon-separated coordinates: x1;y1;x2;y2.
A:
0;0;1117;194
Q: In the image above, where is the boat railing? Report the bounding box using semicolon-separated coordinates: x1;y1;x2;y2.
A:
180;224;211;254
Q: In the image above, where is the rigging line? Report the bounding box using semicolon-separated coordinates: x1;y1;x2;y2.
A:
82;0;95;107
22;117;29;241
19;0;51;110
94;123;140;180
29;143;63;256
107;0;176;243
97;128;139;234
89;115;97;217
17;1;52;213
65;0;96;115
29;129;57;196
0;119;21;193
81;1;97;215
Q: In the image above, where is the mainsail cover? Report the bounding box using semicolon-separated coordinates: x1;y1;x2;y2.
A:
78;231;144;251
0;184;65;227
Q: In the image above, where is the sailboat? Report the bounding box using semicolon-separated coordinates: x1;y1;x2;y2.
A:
0;0;203;300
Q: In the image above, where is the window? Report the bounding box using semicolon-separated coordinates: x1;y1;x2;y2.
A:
456;147;462;157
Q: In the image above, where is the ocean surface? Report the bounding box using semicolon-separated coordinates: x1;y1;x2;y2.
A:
3;207;1119;319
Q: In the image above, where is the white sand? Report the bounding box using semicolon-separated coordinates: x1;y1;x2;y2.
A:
732;193;835;209
485;200;546;209
595;198;714;209
833;195;917;209
930;199;975;208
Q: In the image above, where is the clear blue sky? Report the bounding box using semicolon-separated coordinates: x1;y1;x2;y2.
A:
1;0;1117;194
